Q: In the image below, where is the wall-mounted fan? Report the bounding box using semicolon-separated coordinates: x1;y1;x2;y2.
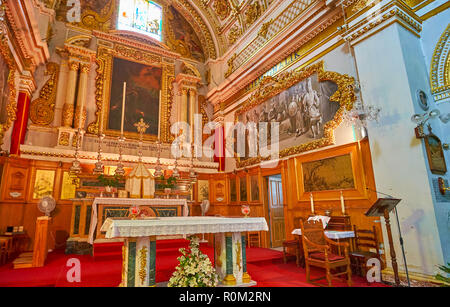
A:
38;196;56;217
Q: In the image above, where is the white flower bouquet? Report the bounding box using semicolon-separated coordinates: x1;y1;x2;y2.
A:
168;236;219;287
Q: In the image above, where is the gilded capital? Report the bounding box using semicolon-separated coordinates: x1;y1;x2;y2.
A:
80;64;91;74
69;61;80;71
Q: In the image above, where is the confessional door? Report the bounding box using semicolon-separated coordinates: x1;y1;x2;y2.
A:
267;176;286;248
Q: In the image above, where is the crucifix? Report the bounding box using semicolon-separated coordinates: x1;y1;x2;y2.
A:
134;118;150;163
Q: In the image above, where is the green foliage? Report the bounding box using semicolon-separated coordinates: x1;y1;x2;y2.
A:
435;263;450;286
97;174;123;188
159;175;177;189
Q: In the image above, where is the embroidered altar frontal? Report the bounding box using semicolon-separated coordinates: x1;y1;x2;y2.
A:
101;217;269;287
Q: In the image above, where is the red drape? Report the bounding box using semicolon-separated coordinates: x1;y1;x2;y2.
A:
10;91;31;156
214;125;225;172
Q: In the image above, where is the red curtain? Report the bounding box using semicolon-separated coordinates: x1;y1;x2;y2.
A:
10;91;31;156
214;125;225;172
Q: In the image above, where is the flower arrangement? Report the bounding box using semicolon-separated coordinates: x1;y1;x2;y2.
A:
168;236;218;287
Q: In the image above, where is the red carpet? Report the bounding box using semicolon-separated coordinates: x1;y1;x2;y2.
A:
0;240;388;287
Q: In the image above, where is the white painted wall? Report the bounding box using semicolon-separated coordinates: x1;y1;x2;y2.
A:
354;23;445;276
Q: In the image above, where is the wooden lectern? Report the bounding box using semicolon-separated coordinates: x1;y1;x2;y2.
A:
366;198;402;286
13;216;52;269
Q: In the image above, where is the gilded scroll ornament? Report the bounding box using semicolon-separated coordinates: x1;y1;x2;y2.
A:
213;0;231;20
30;62;59;126
62;103;75;127
139;246;148;285
58;132;70;147
430;24;450;102
0;27;17;146
228;26;242;45
245;1;262;27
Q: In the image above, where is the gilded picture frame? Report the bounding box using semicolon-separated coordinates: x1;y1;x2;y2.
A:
425;132;447;175
88;45;175;143
235;61;356;168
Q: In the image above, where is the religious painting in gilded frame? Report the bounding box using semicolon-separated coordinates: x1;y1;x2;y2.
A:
234;61;356;168
88;45;175;143
302;154;355;193
425;128;447;175
197;180;210;202
33;170;56;200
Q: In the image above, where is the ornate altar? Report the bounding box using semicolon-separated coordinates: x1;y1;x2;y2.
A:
66;197;190;255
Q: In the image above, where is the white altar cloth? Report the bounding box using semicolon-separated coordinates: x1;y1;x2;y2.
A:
88;198;189;244
292;229;355;240
101;217;269;239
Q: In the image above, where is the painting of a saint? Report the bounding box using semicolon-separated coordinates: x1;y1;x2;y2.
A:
168;6;205;62
108;57;161;136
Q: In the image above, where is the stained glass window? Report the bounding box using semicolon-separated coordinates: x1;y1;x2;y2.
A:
118;0;163;42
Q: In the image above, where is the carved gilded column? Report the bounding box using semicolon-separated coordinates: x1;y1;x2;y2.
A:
54;54;69;127
74;63;90;129
62;60;79;127
189;88;197;140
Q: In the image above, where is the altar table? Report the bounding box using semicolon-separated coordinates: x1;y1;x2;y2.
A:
101;217;269;287
88;198;189;244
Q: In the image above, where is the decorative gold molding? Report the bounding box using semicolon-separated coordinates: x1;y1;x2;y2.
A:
0;29;18;146
29;62;59;126
430;24;450;102
235;61;356;168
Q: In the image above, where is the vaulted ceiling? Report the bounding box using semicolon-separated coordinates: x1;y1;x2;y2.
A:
49;0;275;62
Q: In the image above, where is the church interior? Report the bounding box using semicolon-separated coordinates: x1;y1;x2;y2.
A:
0;0;449;288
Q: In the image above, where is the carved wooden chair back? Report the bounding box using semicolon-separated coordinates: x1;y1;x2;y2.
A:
300;219;326;253
353;225;380;255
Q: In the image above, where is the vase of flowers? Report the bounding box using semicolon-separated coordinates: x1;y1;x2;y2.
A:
97;175;123;198
241;205;251;218
168;236;218;287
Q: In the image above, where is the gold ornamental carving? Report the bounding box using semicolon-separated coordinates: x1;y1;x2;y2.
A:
213;0;231;21
235;61;357;168
430;24;450;102
58;132;70;146
62;103;75;127
139;246;148;286
30;62;59;126
228;26;242;45
0;28;18;146
245;1;262;27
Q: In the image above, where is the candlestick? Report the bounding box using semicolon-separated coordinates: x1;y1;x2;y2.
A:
121;82;126;135
340;191;346;215
310;193;315;215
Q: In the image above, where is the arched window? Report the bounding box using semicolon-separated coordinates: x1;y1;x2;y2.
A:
117;0;163;42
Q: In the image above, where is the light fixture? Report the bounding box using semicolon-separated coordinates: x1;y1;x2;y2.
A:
343;99;381;129
411;109;441;138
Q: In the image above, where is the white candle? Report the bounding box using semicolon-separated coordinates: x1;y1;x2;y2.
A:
340;191;346;215
121;82;127;135
158;90;161;139
310;193;315;214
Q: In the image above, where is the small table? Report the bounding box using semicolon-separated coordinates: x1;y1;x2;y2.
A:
292;229;355;254
291;229;355;239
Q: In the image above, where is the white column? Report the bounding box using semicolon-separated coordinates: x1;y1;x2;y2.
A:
62;60;79;127
74;63;90;129
353;23;445;277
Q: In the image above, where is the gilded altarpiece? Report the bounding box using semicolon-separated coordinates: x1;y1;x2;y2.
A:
87;44;175;143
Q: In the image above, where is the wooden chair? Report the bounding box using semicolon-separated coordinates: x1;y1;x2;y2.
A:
282;217;303;267
350;225;382;280
247;232;261;248
300;219;352;287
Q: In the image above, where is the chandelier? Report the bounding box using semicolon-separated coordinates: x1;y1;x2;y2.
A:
343;98;381;129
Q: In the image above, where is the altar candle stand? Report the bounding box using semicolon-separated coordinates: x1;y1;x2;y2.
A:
340;191;346;215
310;193;315;215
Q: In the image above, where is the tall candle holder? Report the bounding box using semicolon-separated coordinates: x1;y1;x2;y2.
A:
154;139;164;178
172;139;181;179
69;128;84;185
115;135;126;177
189;143;198;184
93;133;105;175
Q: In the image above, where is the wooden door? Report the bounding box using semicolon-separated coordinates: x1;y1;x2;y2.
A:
268;176;285;248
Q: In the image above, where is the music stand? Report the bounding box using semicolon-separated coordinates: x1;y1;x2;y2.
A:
366;198;407;287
